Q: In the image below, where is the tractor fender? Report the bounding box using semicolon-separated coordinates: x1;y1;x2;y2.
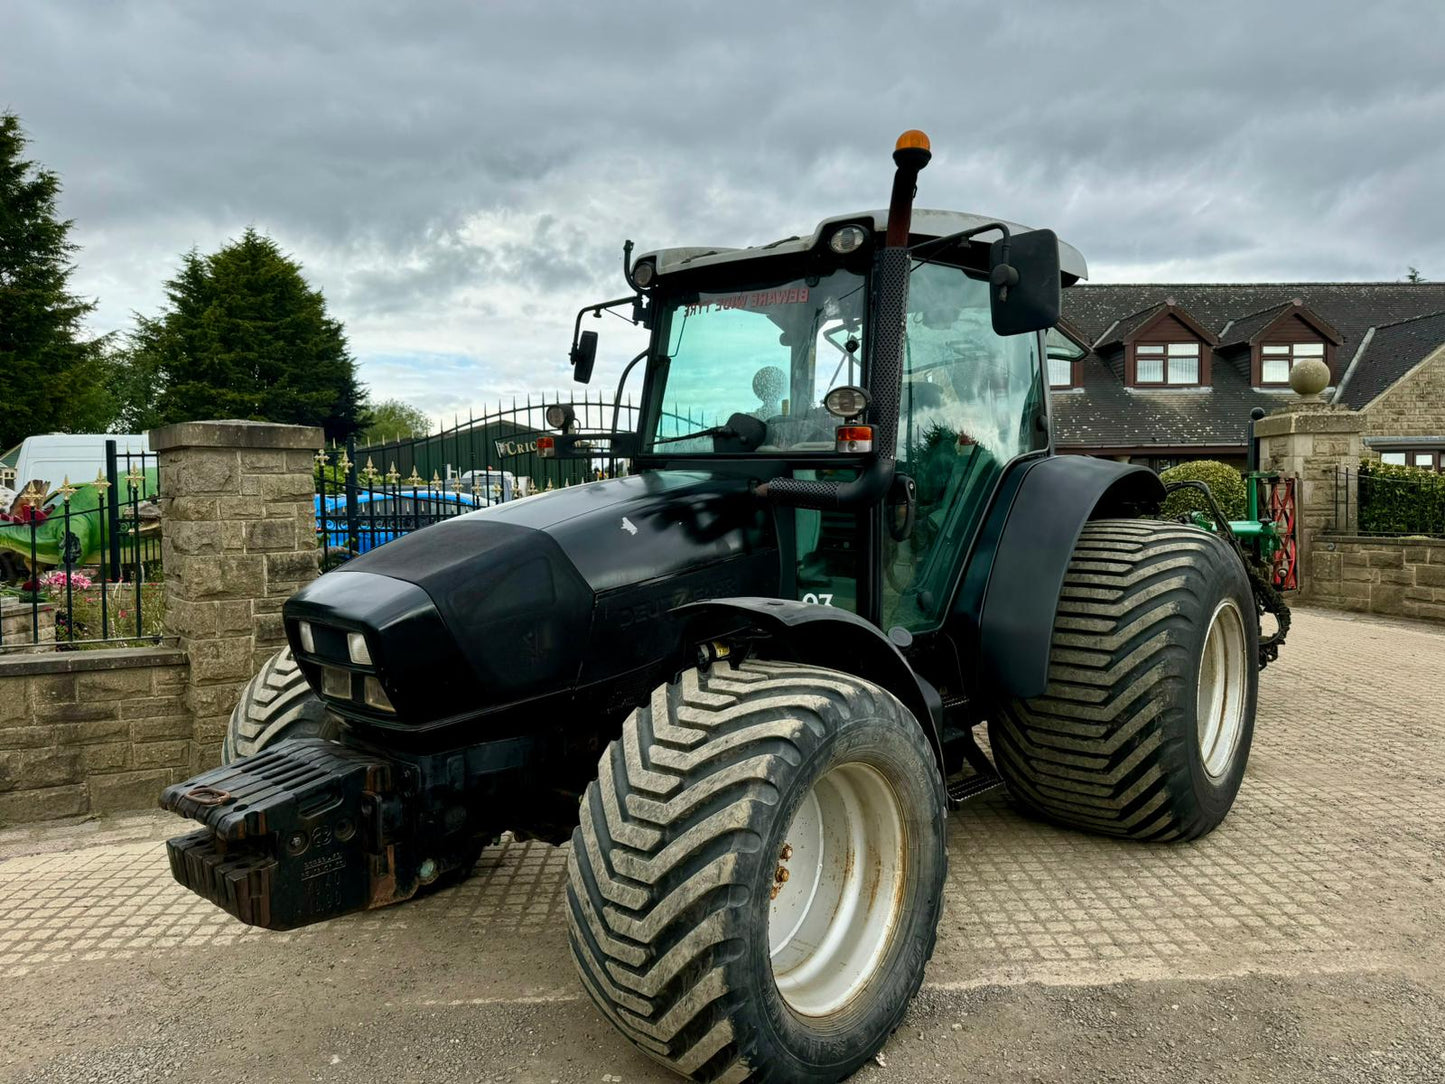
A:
956;455;1166;701
673;597;945;770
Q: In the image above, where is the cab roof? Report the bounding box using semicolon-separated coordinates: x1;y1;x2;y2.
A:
639;209;1088;285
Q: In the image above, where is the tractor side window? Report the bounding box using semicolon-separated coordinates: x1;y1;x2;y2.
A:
883;263;1044;631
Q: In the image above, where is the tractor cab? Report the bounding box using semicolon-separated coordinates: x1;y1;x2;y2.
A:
562;199;1085;639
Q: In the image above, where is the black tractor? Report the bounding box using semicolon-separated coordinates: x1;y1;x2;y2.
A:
164;131;1267;1082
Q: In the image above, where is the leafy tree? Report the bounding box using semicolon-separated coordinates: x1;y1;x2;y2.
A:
361;398;432;445
0;112;113;449
106;338;165;433
1406;267;1425;284
122;228;368;441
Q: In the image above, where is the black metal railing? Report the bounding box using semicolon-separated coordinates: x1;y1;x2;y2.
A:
1333;464;1445;538
312;447;527;569
315;392;715;569
0;440;164;652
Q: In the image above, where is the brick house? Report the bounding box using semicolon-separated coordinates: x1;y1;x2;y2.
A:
1051;283;1445;471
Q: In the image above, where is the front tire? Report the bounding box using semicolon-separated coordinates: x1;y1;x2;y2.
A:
990;519;1258;842
223;646;339;763
567;660;947;1083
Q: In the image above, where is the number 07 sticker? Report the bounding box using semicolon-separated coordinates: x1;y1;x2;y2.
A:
801;593;833;606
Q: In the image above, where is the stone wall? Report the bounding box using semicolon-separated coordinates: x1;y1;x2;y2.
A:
1307;535;1445;623
0;648;189;824
0;420;322;824
1;599;55;653
151;420;322;771
1255;404;1364;595
1360;344;1445;442
1255;401;1445;618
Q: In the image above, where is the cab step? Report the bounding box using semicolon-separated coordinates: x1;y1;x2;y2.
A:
945;769;1005;808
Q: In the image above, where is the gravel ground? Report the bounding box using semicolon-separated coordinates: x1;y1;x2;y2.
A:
7;968;1443;1084
1;606;1442;1082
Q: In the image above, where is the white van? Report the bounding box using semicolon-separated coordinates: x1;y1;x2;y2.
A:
10;433;151;492
457;468;516;503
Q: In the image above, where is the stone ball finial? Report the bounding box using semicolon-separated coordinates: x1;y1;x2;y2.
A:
752;365;786;404
1289;357;1331;399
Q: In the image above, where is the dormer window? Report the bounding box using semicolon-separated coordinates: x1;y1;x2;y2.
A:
1097;299;1216;389
1216;299;1341;388
1046;326;1087;388
1261;341;1324;385
1135;342;1201;385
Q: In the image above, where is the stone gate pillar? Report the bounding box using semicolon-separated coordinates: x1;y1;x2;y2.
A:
1253;403;1364;598
150;420;322;770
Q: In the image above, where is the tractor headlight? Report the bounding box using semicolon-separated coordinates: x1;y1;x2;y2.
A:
633;259;656;287
363;676;395;713
828;225;869;255
321;666;351;700
347;631;372;666
298;621;315;654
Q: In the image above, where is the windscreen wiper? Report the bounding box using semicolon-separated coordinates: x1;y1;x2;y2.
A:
651;412;767;450
653;425;734;445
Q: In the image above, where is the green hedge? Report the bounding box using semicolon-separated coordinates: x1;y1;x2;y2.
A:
1358;460;1445;537
1160;460;1248;522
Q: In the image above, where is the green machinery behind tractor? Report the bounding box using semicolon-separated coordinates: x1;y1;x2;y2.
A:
1172;468;1293;666
160;131;1288;1083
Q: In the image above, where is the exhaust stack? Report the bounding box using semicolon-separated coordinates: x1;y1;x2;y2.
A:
761;130;930;511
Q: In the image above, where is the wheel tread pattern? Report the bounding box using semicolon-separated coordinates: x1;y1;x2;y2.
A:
224;647;338;762
567;660;941;1082
990;520;1250;843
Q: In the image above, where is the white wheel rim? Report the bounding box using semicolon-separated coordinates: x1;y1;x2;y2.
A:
767;762;907;1017
1196;598;1248;781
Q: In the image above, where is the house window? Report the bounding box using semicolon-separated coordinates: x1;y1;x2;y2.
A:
1261;341;1325;385
1135;342;1200;386
1379;450;1443;471
1045;327;1085;388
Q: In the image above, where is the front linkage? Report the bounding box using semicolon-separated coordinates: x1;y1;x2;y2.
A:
1164;478;1291;668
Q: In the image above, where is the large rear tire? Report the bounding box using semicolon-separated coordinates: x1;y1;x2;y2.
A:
567;660;947;1083
989;519;1258;842
223;646;339;764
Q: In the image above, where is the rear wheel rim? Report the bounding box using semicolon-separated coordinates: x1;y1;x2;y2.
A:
1197;598;1248;781
767;761;907;1018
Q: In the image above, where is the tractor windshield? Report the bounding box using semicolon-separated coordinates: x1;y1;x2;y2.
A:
646;269;867;453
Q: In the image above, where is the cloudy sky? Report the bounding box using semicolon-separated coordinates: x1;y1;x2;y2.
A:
4;1;1443;422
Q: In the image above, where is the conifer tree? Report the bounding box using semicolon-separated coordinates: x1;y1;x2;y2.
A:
129;228;368;440
0;112;112;449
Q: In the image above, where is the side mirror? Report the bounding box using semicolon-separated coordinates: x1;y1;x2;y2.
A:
988;228;1061;336
571;330;598;384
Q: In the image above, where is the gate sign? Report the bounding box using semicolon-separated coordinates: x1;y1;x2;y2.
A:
494;436;540;458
